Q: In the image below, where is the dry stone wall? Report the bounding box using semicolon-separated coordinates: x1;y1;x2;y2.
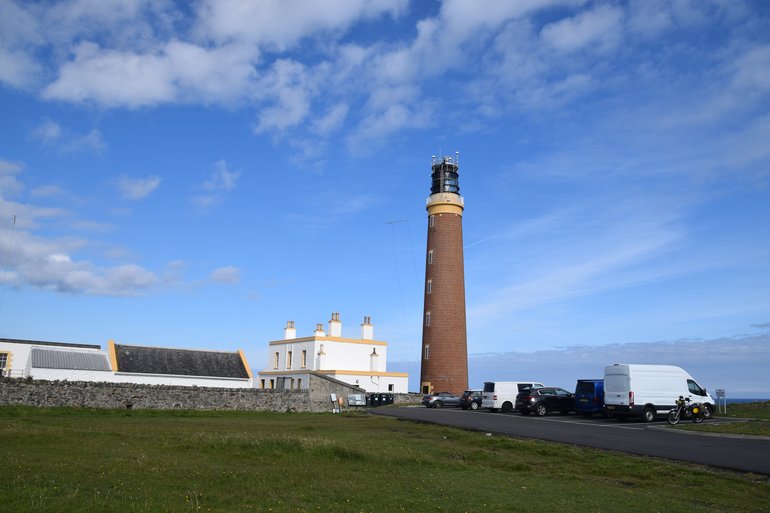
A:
0;372;377;413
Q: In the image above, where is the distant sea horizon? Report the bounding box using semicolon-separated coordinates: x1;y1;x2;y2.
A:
726;398;769;404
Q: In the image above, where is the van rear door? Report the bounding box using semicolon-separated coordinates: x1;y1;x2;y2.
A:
604;371;630;407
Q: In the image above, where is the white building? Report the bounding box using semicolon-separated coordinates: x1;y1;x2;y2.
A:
0;337;253;388
257;313;408;393
0;337;112;381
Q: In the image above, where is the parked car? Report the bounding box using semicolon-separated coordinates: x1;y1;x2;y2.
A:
459;389;483;410
482;381;545;413
515;387;575;416
574;379;605;417
421;391;461;408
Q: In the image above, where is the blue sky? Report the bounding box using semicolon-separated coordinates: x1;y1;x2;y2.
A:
1;0;769;396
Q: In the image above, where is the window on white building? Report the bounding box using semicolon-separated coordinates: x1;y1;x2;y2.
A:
297;378;302;389
388;384;394;392
273;352;279;369
286;351;292;370
0;352;8;376
301;350;307;368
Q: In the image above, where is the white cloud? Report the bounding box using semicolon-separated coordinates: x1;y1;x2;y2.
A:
203;160;239;192
0;48;40;88
0;159;160;296
116;174;161;200
729;44;770;94
31;119;62;145
30;185;64;198
540;4;624;53
311;103;349;135
194;0;407;49
210;265;240;284
0;159;24;196
0;227;157;296
29;120;106;154
253;59;313;133
192;160;240;208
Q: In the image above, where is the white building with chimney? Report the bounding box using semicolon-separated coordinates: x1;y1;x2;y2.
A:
257;313;408;393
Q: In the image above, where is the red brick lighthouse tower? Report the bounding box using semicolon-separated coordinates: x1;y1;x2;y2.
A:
419;154;468;395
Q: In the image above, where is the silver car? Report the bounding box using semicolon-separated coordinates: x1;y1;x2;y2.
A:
421;391;461;408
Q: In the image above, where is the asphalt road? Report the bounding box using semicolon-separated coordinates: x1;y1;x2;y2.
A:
370;406;770;475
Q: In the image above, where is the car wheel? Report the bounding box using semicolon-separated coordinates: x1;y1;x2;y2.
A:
535;403;548;416
642;406;655;423
470;401;479;410
501;401;513;413
433;400;442;409
703;405;713;419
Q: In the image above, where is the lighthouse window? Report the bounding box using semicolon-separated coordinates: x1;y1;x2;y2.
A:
429;215;435;228
424;345;430;360
426;280;432;294
425;311;431;326
427;250;433;264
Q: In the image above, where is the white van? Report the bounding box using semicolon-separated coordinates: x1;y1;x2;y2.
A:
482;381;544;413
603;364;715;422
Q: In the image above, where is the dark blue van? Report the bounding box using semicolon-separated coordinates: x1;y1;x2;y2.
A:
574;379;605;417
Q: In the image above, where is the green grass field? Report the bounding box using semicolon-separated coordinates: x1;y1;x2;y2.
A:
1;406;768;513
673;400;770;436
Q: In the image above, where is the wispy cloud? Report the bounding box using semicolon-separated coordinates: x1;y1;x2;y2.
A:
116;174;161;200
0;160;156;296
191;160;240;208
30;119;106;154
0;159;24;196
210;265;240;284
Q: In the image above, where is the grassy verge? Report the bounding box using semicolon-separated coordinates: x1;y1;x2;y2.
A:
1;406;768;513
673;401;770;436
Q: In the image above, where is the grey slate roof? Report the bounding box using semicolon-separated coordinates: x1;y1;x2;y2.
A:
0;337;101;350
31;347;111;371
113;344;249;378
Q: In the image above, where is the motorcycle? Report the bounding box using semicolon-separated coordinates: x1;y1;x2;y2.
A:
667;396;705;425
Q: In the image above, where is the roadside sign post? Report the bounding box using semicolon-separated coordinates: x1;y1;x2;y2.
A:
715;389;726;414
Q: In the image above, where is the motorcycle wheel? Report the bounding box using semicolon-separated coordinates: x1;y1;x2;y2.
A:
692;410;705;423
667;409;680;425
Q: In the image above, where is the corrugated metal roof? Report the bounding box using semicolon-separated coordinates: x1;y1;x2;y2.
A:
31;347;111;371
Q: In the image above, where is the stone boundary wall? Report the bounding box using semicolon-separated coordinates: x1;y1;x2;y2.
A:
394;392;422;405
0;372;369;413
